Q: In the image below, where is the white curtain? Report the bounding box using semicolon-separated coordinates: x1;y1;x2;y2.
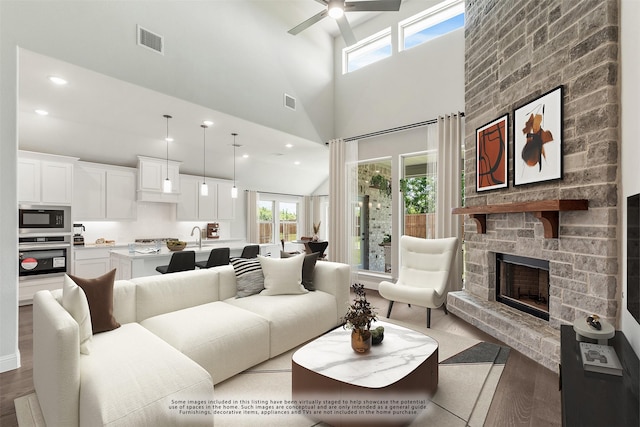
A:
436;113;464;291
246;190;259;243
328;139;358;268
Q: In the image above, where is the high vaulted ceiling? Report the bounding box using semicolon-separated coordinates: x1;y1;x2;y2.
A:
16;1;391;195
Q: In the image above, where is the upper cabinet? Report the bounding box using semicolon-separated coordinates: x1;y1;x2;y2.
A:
177;175;235;221
73;162;137;220
137;156;180;203
18;151;76;205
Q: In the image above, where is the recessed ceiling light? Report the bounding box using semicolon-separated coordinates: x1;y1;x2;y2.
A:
165;137;174;142
294;161;301;165
203;120;214;126
35;109;49;116
48;76;67;85
242;154;249;158
285;143;293;148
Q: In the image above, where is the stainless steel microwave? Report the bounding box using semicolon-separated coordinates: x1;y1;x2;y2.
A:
19;205;71;234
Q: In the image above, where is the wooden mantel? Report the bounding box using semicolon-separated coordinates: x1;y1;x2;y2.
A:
452;199;589;238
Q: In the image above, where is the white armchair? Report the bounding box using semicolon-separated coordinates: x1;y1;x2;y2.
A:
378;235;459;328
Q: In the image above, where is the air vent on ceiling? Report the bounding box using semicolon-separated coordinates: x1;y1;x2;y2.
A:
137;25;164;54
284;93;296;111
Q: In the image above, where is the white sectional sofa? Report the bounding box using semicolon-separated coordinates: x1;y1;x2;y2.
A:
33;260;351;427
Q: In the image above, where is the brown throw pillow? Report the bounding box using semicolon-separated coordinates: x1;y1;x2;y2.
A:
69;269;120;334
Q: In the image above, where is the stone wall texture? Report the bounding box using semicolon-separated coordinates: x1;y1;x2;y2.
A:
453;0;620;369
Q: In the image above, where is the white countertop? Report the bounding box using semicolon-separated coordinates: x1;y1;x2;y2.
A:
109;239;252;259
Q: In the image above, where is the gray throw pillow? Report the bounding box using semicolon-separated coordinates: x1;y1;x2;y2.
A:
281;251;319;291
230;257;264;297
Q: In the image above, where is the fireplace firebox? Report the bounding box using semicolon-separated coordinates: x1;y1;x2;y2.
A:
496;254;550;321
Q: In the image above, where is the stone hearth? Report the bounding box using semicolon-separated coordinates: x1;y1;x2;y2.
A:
453;0;620;372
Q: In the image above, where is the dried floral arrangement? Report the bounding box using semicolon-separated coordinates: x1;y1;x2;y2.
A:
342;283;377;331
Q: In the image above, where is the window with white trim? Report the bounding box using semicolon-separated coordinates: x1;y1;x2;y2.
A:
343;28;392;74
399;0;465;52
257;198;300;244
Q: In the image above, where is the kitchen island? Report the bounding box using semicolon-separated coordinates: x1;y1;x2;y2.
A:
109;240;272;279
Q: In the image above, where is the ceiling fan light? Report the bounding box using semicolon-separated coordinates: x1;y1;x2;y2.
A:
328;6;344;19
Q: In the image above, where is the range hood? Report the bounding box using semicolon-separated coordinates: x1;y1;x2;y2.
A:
136;156;181;203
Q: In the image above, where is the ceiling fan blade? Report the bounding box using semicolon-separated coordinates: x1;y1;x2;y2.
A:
336;16;357;46
345;0;402;12
312;0;329;5
288;10;329;35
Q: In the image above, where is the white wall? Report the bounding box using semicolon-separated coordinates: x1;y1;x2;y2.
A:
0;0;331;372
620;0;640;357
333;0;465;138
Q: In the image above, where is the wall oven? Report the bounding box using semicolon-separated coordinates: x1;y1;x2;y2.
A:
19;205;71;234
19;235;71;277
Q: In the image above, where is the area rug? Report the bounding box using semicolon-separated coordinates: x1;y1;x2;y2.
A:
15;319;509;427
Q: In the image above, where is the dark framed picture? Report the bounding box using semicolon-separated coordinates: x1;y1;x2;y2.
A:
476;114;509;192
513;85;564;186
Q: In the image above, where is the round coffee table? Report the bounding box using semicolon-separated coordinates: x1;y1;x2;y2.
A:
291;320;438;427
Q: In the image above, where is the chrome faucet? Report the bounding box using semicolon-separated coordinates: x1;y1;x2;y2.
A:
191;226;202;250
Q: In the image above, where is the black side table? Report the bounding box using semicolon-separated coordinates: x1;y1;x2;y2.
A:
560;325;639;426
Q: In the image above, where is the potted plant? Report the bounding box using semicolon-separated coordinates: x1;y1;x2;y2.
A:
379;233;391;246
369;174;392;197
342;283;377;353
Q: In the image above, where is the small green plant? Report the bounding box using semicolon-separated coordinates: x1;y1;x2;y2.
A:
342;283;377;331
369;174;391;197
382;233;391;245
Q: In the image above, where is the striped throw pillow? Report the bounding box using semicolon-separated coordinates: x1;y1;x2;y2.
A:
230;257;264;297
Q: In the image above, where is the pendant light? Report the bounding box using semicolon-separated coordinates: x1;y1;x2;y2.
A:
163;114;173;193
200;124;209;196
231;133;238;199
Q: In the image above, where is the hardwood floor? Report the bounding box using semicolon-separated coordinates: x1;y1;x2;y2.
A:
0;292;562;426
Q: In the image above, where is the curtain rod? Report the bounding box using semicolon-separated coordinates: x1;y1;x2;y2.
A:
247;190;327;198
326;112;465;144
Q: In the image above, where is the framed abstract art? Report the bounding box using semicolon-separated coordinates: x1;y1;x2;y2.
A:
476;114;508;192
513;86;564;186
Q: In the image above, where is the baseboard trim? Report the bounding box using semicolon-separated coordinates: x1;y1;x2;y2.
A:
0;350;21;373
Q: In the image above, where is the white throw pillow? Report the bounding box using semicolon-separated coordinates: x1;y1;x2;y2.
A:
258;254;308;296
62;274;93;355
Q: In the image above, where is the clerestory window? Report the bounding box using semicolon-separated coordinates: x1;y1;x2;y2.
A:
399;0;465;52
343;28;392;74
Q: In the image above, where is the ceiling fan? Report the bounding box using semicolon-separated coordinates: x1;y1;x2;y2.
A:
288;0;402;46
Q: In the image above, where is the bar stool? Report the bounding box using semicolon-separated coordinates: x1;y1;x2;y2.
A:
195;247;230;269
240;244;260;259
155;251;196;274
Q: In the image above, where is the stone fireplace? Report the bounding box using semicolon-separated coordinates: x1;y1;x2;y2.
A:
447;0;620;372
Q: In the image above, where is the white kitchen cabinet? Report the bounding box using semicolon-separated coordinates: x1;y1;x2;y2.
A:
137;156;180;202
18;151;76;205
106;169;137;219
177;175;233;221
73;162;136;220
73;165;106;219
73;247;113;278
216;181;235;220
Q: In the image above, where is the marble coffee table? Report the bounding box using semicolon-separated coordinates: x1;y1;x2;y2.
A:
291;320;438;427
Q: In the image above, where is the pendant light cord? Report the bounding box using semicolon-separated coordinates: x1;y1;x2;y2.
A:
232;133;237;187
202;124;207;182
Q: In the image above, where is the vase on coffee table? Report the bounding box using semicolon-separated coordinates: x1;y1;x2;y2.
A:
351;328;372;353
